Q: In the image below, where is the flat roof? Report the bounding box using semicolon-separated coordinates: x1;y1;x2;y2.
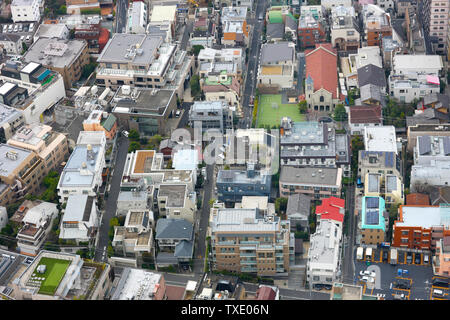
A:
393;55;443;72
0;103;22;126
150;5;177;23
133;150;155;174
173;149;198;171
21;62;41;75
397;205;449;228
280;166;342;187
308;219;341;266
0;144;32;178
63;194;93;222
111;268;162;300
364;126;397;154
213;208;279;233
361;196;385;231
158;184;187;207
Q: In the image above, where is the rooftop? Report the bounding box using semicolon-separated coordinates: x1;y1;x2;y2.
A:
111;268;162;300
397;205;450;228
156;218;193;240
157;184;187;208
260;42;295;64
308;219;342;266
22;202;58;227
286;193;311;219
406;193;430;205
364;126;397;154
150;5;177;23
361;196;385;231
217;168;271;185
349;105;382;124
113;88;174;117
393;55;443;73
212;208;279;233
280;166;342;187
0;144;32;178
0;103;22;126
63;195;94;223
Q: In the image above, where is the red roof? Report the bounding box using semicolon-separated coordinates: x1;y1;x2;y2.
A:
349;105;382;124
406;193;430;206
316;197;345;223
305;44;339;99
256;286;277;300
99;28;110;48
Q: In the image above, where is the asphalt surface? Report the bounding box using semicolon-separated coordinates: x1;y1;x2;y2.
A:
115;0;129;33
94;136;129;262
180;20;194;51
297;52;305;94
341;186;356;284
243;282;330;300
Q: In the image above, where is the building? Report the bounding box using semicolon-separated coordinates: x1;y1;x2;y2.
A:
59;195;99;245
57;131;106;203
360;196;387;245
127;1;148;34
433;236;450;277
74;19;110;54
172;149;199;171
305;44;342;112
418;93;450;113
397;0;417;17
279;119;351;177
66;0;99;15
7;124;69;176
116;189;149;216
362;4;392;47
257;42;296;90
0;34;23;55
96;34;193;99
406;193;430;205
321;0;352;10
429;186;450;205
267;23;285;42
16;201;58;256
300;5;325;20
149;5;177;37
392;54;443;76
393;204;450;250
357;151;402;186
12;250;112;300
23;38;90;90
363;126;398;154
157;184;196;223
330;282;380;300
198;48;244;75
330;5;360;52
364;172;404;206
413;136;450;166
422;0;449;55
279;166;343;200
222;20;250;47
286;193;311;231
110;268;166;300
155;218;194;267
316;197;345;226
112;87;177;136
11;0;40;22
297;13;327;48
216;164;272;203
33;24;70;42
83;110;118;140
210;207;293;276
0;103;24;143
407;124;450;152
188;101;234;133
388;73;440;103
381;36;402;69
307;219;343;288
410;160;450;190
357;64;386;91
200;74;241;113
347;105;383;135
189;9;216;47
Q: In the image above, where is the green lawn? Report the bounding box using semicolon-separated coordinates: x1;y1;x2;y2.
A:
34;257;71;295
257;94;305;127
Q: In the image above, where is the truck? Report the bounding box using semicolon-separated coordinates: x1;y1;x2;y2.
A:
390;248;398;265
365;247;373;261
356;247;364;260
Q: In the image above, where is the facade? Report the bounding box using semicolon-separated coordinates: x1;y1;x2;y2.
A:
279;166;343;200
0;34;23;55
347;105;382;135
330;5;360;52
210;207;293;276
16;202;59;256
297;13;327;48
433;236;450;277
83;110;118;140
0;103;24;143
74;20;110;54
389;73;440;103
11;0;40;22
188;101;233;133
360;196;387;245
422;0;449;55
127;1;148;34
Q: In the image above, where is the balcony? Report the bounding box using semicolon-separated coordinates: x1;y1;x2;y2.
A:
241;267;257;272
240;260;257;265
217;240;235;245
241;241;259;245
240;252;256;257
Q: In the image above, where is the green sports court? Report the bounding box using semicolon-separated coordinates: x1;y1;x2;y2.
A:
257;94;305;127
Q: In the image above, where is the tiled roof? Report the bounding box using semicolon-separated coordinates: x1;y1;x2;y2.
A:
349;105;382;124
406;193;430;205
101;113;117;132
305;44;339;99
315;197;345;223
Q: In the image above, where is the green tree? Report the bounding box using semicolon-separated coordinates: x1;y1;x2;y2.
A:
333;104;347;122
275;197;288;215
298;100;308;114
57;5;66;15
209;198;217;207
148;134;163;149
190;75;201;99
128;141;141;152
128;129;140;141
192;45;204;56
351;136;364;182
81;62;97;80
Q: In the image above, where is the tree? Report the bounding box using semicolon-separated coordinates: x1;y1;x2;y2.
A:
298;100;308;114
81;62;97;80
333;104;347;122
209;198;217;207
128;141;141;152
148;134;163;149
275;197;288;215
192;45;204;56
128;129;140;141
190;75;201;99
57;5;66;15
351;136;364;182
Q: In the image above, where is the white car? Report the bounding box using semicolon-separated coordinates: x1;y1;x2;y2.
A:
13;25;18;32
2;25;7;32
122;130;129;137
175;110;181;117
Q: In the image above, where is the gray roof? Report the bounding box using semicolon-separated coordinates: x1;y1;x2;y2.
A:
114;89;175;117
423;93;449;110
155;218;193;240
0;144;32;177
0;103;23;126
280;166;341;186
63;194;94;222
0;34;21;43
285;14;298;31
286;193;311;219
267;23;284;39
117;190;148;202
174;240;194;258
157;184;187;207
360;84;384;104
357;64;387;88
261;42;294;64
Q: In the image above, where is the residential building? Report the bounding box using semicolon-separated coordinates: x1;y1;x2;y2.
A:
418;93;449;113
116;189;149;217
407;124;450;152
0;144;47;206
363;126;398;154
321;0;352;10
74;19;110;54
429;186;450;205
188;101;233;133
16;201;58;256
300;5;325;19
155;218;194;267
357;63;386;91
307;219;343;288
330;5;360;52
404;8;426;55
236;196;274;216
172;149;199;171
433;236;450;277
200;73;241;110
23;38;90;90
11;0;40;22
392;54;443;76
286;193;311;231
360;196;387;245
316;197;345;226
59;195;99;245
362;4;392;47
0;103;24;143
330;282;380;300
7;124;69;176
216;164;272;203
364;171;404;206
397;0;417;18
257;42;296;90
413;136;450;165
0;34;23;55
190;8;216;47
149;5;177;38
127;1;148;34
83;110;118;140
381;36;402;69
410;160;450;190
96;34;194;100
33;24;70;42
157;184;196;223
198;48;243;75
392;204;450;250
110;268;166;300
66;0;100;15
112;87;177;136
0;61;66;124
266;23;285;42
222;21;250;47
112;209;154;263
357;150;402;184
406;193;430;205
406;108;449;127
422;0;449;55
255;285;280;300
279;166;343;200
279;119;351;177
210;207;293;276
297;13;327;48
347;105;383;135
12;250;112;300
388;73;440;103
305;44;342;112
57;131;106;203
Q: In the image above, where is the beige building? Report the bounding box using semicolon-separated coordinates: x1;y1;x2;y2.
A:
7;124;69;176
157;184;196;223
210;207;294;276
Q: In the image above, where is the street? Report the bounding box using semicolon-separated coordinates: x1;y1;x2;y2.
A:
341;185;356;284
115;0;129;34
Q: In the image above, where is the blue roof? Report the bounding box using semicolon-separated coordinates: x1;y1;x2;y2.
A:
37;69;51;81
361;196;385;231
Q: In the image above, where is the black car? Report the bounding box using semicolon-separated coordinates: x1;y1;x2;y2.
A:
324;284;332;290
414;253;421;265
394;280;411;290
406;252;413;264
432;278;449;288
313;284;324;290
318;116;333;123
382;251;389;262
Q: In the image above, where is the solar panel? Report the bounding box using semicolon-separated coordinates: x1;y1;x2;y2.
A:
366;210;379;225
418;136;431;155
443;137;450;156
385;152;394;168
366;197;379;209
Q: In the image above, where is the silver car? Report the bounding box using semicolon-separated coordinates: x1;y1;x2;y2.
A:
13;24;19;32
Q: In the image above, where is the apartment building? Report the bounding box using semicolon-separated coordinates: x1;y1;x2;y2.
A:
96;34;193;100
190;8;216;47
364;126;398;154
307;219;343;288
157;184;196;223
74;20;110;54
83;110;118;140
393;54;444;76
33;24;70;42
0;34;23;55
0;103;24;143
300;5;325;19
413;136;450;165
358;150;402;184
410;160;450;190
210;207;293;276
279;166;343;200
7;124;69;176
397;0;417;17
16;201;59;256
198;48;244;75
393;204;450;250
364;171;404;206
433;236;450;277
347;105;383;135
188;101;233;133
149;5;177;38
59;194;99;245
201;73;241;110
330;5;360;52
116;189;149;216
362;4;392;47
0;61;66;124
359;196;387;245
110;268;166;300
305;44;342;112
297;13;326;49
11;0;40;22
286;193;311;230
422;0;449;55
127;1;148;34
407;124;450;152
57;131;106;203
316;197;345;226
23;38;89;90
279;119;351;177
389;73;440;103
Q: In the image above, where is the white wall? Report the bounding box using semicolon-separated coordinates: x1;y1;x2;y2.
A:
11;0;40;22
0;39;23;55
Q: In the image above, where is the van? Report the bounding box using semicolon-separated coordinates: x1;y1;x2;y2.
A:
175;109;181;117
432;289;444;297
258;13;263;21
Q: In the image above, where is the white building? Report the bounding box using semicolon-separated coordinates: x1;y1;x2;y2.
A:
198;47;244;74
414;136;450;165
33;24;70;42
320;0;352;10
57;131;106;203
173;149;199;172
392;55;443;76
364;126;398;154
307;219;343;288
157;184;196;223
257;42;296;89
330;5;359;52
11;0;40;23
16;201;58;256
117;190;149;217
0;34;23;55
59;194;99;244
0;206;7;229
388;73;440;104
127;1;148;34
411;161;450;191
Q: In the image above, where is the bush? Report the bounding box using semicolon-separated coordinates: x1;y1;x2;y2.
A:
128;141;141;152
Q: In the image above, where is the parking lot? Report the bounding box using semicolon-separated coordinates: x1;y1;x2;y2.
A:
429;276;450;300
0;22;35;44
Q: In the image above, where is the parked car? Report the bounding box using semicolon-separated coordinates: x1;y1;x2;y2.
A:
394;280;410;290
432;289;445;298
406;252;413;264
8;24;13;32
414;253;421;265
318;116;333;123
29;23;34;32
432;278;449;288
393;293;406;300
122;130;129;137
2;25;7;32
383;251;389;262
175;110;181;117
18;24;23;32
324;284;332;290
13;24;18;32
424;254;429;264
313;284;324;290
